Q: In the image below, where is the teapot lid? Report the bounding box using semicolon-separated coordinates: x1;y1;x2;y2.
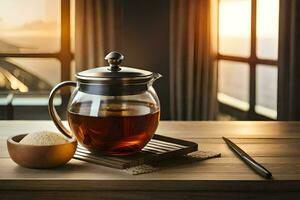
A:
76;51;153;84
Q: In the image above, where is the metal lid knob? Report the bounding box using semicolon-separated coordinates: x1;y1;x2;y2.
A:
105;51;124;71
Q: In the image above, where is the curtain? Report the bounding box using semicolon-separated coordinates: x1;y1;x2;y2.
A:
169;0;218;120
75;0;123;71
277;0;300;120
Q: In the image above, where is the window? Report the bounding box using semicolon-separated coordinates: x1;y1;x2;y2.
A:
0;0;72;119
217;0;279;120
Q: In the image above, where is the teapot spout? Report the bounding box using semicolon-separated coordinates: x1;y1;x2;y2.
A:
153;72;162;81
148;72;162;86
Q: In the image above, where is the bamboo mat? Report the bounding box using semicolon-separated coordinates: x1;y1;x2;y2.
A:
73;134;221;174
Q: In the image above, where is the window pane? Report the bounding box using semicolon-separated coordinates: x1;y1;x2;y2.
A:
219;0;251;57
218;60;250;110
0;58;60;93
255;64;277;119
0;0;61;53
256;0;279;60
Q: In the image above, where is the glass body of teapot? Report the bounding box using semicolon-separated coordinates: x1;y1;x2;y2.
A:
48;52;161;155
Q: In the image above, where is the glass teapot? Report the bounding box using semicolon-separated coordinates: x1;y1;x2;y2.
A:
48;52;161;155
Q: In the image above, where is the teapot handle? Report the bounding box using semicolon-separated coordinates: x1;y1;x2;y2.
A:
48;81;77;139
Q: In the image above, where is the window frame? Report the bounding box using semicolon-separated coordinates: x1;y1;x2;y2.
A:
217;0;278;120
0;0;72;120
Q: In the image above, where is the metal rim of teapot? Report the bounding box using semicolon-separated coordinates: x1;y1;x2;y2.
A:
75;51;162;85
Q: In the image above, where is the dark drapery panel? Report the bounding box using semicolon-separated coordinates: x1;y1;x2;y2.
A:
278;0;300;120
75;0;123;71
169;0;218;120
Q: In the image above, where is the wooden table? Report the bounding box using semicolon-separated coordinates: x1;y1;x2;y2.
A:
0;121;300;199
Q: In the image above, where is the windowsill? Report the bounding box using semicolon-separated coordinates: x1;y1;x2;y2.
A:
0;93;61;106
217;93;249;111
218;92;277;119
255;105;277;119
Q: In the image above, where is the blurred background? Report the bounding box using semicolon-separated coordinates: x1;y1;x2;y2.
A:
0;0;298;121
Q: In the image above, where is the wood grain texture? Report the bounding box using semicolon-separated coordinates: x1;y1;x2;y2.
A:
0;121;300;199
1;191;300;200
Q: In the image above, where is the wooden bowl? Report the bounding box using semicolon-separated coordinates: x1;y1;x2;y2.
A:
7;134;77;169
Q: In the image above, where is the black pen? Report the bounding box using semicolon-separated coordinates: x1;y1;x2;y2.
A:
222;137;272;179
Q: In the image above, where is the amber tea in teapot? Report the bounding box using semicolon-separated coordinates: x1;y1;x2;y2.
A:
67;100;159;155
